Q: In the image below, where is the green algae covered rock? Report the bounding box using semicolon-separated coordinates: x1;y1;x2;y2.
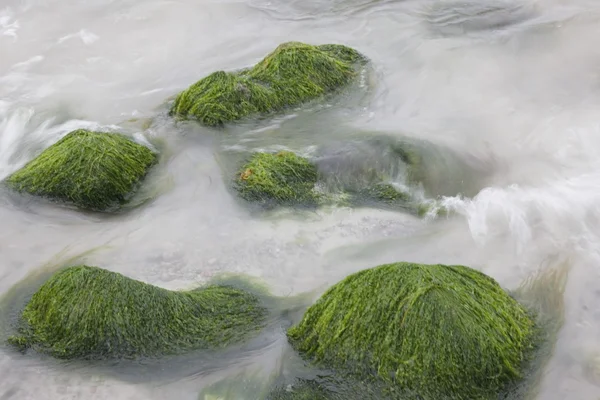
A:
358;183;411;204
6;129;158;211
8;266;268;359
287;262;537;399
352;183;413;210
170;42;366;126
234;151;318;207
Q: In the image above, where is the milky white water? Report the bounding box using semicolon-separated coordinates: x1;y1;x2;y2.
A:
2;0;600;398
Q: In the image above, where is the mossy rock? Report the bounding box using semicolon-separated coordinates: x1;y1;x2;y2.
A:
351;183;412;208
287;262;537;399
169;42;366;126
313;136;414;194
6;129;158;211
314;134;491;199
8;266;268;359
234;151;318;207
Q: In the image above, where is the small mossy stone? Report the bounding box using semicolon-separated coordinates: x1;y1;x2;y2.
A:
357;183;411;205
287;262;537;399
170;42;365;126
8;266;268;359
6;129;157;211
234;151;318;207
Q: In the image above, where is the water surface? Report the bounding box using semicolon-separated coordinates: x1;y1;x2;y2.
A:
2;0;600;398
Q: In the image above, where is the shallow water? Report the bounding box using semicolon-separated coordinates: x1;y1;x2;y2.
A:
2;0;600;398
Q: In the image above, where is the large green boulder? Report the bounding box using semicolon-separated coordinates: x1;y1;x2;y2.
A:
8;266;268;359
234;151;318;207
287;262;537;399
169;42;366;126
6;129;158;211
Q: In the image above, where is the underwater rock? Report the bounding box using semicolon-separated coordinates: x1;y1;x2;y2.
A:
6;129;158;211
169;42;367;126
234;151;318;207
8;266;268;359
314;134;489;200
352;182;413;209
287;262;537;399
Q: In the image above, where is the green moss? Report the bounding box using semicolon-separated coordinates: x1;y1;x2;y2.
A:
287;262;536;399
6;129;157;211
234;151;318;207
170;42;365;126
316;44;366;65
357;183;411;205
8;266;268;359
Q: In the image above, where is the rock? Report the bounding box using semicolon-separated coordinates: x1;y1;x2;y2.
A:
169;42;367;126
353;183;412;208
6;129;158;211
313;134;488;200
234;151;318;207
8;266;268;359
287;262;537;399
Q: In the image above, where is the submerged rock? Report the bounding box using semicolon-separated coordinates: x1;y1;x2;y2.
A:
314;134;489;200
8;266;268;359
287;262;537;399
229;134;488;214
170;42;366;126
6;129;158;211
234;151;318;207
353;183;412;208
358;182;411;202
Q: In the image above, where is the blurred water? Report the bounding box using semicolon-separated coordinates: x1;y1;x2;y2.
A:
2;0;600;399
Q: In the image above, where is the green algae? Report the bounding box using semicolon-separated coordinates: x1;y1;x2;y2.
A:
316;44;366;65
6;129;158;211
170;42;366;126
287;262;537;399
353;183;412;208
360;183;411;203
348;183;440;217
234;151;318;207
8;266;268;360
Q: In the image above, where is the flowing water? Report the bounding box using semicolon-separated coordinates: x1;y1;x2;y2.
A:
2;0;600;398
